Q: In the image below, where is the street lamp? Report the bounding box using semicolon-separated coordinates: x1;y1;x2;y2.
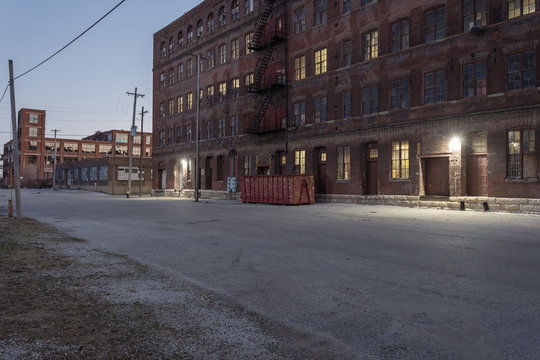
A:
188;53;207;202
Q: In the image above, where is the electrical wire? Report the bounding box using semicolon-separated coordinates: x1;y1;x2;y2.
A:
13;0;127;81
0;84;8;104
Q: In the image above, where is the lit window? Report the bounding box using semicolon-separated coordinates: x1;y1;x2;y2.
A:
219;82;227;101
337;146;351;180
294;150;306;174
168;99;174;115
294;8;305;33
295;55;306;80
231;39;239;60
424;70;446;104
508;0;536;19
391;79;410;109
314;0;326;25
425;7;446;41
362;30;378;60
178;96;183;113
391;19;409;52
508;50;536;91
245;73;254;87
508;129;536;178
463;0;487;31
232;78;240;98
463;61;487;98
362;85;378;114
207;86;215;104
314;48;327;75
187;93;193;110
245;33;253;54
391;140;409;179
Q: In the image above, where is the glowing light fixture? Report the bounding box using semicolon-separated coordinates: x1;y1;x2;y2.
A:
450;137;461;152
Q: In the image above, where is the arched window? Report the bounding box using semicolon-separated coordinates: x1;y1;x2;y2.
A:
231;0;239;20
178;31;184;48
169;37;174;53
187;25;194;43
160;42;167;58
219;6;226;26
207;13;214;32
197;19;204;37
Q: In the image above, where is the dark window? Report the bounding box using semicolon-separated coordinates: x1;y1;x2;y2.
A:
508;50;536;91
176;127;182;144
343;39;352;66
294;101;306;125
391;19;410;52
424;70;446;104
314;0;326;25
314;97;327;122
463;0;487;31
362;85;378;114
343;91;351;117
391;78;410;109
294;8;305;33
217;156;225;181
343;0;350;13
463;61;487;98
425;7;446;42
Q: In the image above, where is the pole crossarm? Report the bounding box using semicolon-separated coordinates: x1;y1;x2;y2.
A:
126;88;145;198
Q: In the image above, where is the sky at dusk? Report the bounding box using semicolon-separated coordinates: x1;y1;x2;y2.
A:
0;0;201;150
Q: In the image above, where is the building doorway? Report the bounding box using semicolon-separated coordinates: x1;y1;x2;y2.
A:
425;157;449;196
178;162;184;190
366;142;378;195
205;156;212;190
466;135;487;196
157;161;167;190
315;147;327;194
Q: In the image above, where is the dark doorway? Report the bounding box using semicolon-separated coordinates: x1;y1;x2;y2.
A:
275;151;286;174
205;157;212;190
315;147;327;194
366;142;378;195
425;157;449;196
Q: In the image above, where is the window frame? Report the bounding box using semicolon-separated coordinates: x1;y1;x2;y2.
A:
336;145;351;181
314;48;327;75
507;128;536;178
362;85;379;115
424;70;446;104
362;30;379;61
391;19;410;53
507;50;536;91
463;61;487;98
424;7;446;42
391;78;410;110
391;140;410;180
314;0;327;26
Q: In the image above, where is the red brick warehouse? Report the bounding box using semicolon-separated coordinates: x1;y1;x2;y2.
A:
152;0;539;199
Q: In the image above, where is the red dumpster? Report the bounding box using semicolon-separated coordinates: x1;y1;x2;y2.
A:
240;175;315;205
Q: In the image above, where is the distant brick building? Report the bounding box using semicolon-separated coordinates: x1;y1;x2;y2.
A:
2;108;152;188
153;0;539;199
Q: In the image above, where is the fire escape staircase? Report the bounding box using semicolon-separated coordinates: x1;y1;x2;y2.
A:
247;0;286;134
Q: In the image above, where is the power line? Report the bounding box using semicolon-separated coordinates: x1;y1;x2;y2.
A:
0;84;8;104
13;0;127;81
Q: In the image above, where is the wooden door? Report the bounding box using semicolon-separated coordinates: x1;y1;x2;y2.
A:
366;143;378;195
467;155;487;196
425;157;449;196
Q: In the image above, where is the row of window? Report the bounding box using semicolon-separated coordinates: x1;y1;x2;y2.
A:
295;0;535;36
157;116;240;146
160;0;255;58
159;33;254;89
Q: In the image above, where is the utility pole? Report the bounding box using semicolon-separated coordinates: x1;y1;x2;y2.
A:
8;60;22;218
51;129;60;190
195;53;201;202
126;87;144;198
139;106;148;197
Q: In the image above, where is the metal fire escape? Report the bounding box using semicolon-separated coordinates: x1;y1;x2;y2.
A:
247;0;287;134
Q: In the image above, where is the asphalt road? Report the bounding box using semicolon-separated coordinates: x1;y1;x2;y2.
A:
3;189;539;359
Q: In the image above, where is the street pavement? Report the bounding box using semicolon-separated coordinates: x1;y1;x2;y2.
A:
2;189;539;359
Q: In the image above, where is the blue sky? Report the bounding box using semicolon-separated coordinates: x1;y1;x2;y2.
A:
0;0;201;150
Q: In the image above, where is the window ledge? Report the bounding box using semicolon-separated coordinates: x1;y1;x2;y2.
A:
390;178;411;183
336;180;351;183
504;177;538;183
